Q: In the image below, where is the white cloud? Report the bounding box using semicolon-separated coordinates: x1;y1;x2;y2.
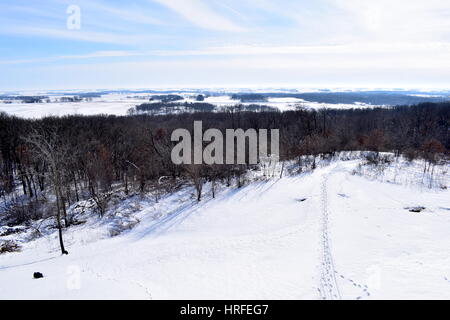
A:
152;0;245;31
79;1;164;26
152;42;450;56
0;26;159;45
3;42;449;66
329;0;450;41
2;0;450;89
22;53;449;91
0;51;145;65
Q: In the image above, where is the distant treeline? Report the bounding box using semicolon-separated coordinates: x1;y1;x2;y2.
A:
219;104;277;112
129;102;216;114
230;92;449;105
0;95;98;104
128;102;277;115
150;94;184;103
0;96;49;103
59;96;83;103
231;94;268;102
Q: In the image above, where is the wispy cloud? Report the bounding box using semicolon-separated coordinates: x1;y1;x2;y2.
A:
1;0;449;90
2;41;450;84
0;25;161;45
82;1;164;26
0;51;145;65
328;0;450;41
152;0;246;31
152;42;450;56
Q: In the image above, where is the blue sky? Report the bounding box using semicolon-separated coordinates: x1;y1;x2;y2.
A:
1;0;450;90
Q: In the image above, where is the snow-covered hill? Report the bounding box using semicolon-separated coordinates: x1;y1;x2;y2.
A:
0;159;449;299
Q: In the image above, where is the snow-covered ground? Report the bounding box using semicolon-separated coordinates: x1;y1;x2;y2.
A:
0;158;449;299
0;93;378;118
0;94;148;118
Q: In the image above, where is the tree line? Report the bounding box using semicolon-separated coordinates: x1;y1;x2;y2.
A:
0;102;448;254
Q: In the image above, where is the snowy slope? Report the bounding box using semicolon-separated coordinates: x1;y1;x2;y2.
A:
0;160;449;300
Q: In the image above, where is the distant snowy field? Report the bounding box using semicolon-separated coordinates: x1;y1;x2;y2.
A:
0;94;147;118
0;157;449;299
0;93;377;118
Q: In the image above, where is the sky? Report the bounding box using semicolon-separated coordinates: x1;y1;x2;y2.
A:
1;0;450;91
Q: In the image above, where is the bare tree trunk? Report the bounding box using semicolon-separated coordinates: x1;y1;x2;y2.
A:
25;174;33;198
31;175;38;200
56;184;69;227
124;172;129;195
280;162;285;179
429;164;435;189
211;179;216;199
55;188;68;255
73;173;80;202
195;178;203;201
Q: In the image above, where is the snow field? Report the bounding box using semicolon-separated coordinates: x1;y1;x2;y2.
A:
0;159;449;299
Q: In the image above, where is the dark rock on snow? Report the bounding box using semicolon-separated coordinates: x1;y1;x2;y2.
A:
406;206;426;213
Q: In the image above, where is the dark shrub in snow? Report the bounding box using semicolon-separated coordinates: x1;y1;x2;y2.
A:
0;240;21;254
407;207;426;213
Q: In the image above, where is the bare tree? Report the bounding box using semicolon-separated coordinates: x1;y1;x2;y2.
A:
185;164;205;202
24;127;69;255
420;139;445;187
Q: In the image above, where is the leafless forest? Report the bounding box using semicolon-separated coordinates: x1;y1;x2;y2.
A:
1;102;448;254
